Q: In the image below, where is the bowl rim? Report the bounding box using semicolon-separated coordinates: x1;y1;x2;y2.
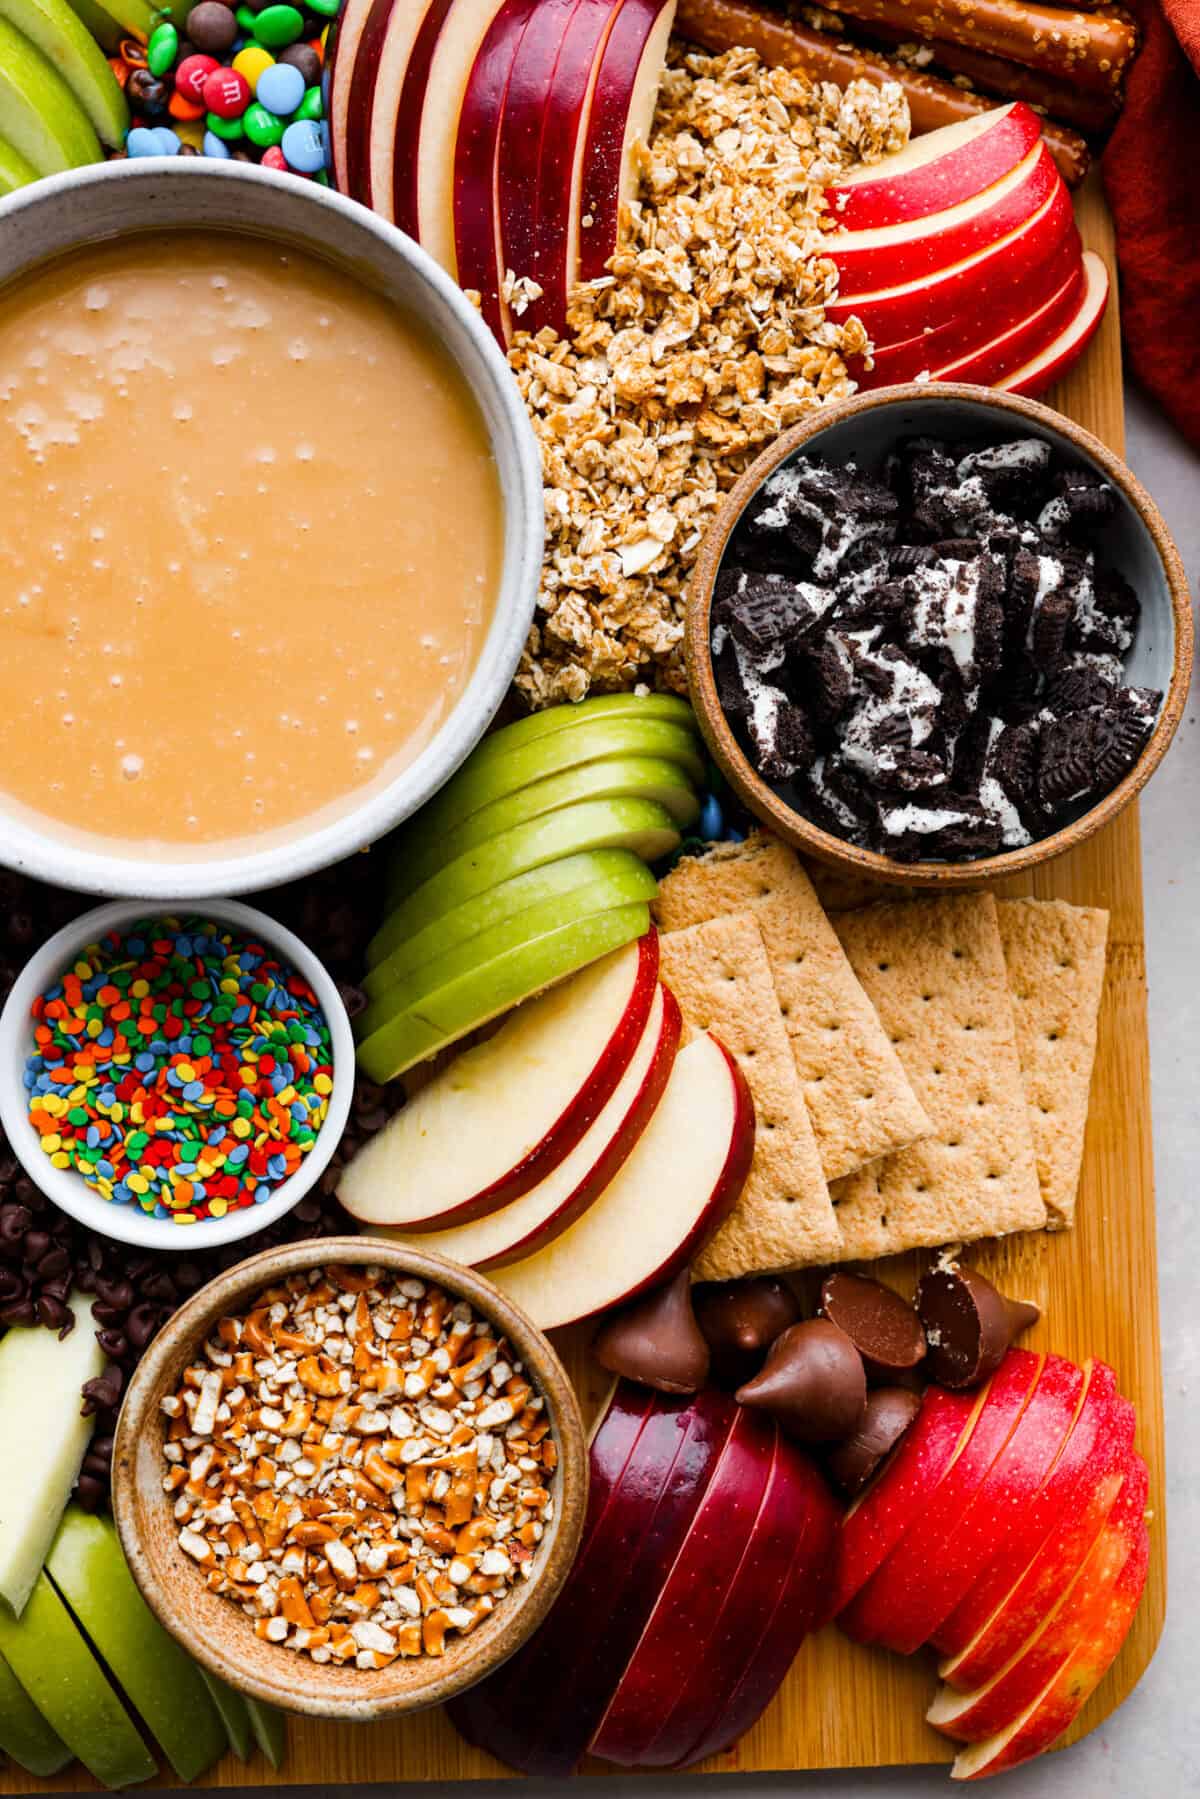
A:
685;382;1194;887
0;159;544;900
110;1236;588;1721
0;897;355;1252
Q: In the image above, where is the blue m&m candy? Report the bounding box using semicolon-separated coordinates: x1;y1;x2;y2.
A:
281;119;326;174
256;61;305;117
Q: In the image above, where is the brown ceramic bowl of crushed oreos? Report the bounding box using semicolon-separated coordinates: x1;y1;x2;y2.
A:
111;1238;587;1722
686;384;1193;888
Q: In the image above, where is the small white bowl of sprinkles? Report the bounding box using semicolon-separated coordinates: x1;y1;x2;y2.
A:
0;899;354;1252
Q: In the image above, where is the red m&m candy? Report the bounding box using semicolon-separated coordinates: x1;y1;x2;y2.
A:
202;66;251;120
260;145;288;171
175;52;220;105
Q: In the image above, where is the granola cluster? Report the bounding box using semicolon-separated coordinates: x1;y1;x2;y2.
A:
510;44;908;709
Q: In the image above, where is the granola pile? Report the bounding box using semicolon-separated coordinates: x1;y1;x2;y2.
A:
510;44;908;710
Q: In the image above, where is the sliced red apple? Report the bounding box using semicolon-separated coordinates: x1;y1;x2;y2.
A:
923;263;1085;388
844;1355;1082;1654
577;0;676;282
590;1404;777;1764
998;250;1110;396
936;1375;1137;1685
352;0;442;220
339;931;658;1230
379;983;680;1267
490;1031;754;1329
822;102;1042;233
824;144;1059;295
450;1388;738;1776
928;1456;1148;1745
826;183;1077;345
327;0;381;195
948;1501;1149;1778
494;0;581;331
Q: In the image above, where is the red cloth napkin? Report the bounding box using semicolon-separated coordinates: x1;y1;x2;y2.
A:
1102;1;1200;449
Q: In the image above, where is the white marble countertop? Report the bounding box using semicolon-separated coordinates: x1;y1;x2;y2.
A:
178;389;1200;1799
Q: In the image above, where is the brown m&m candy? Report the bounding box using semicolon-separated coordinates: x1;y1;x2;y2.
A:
736;1319;866;1443
819;1271;927;1385
592;1270;710;1395
825;1387;922;1497
692;1276;801;1385
916;1263;1040;1390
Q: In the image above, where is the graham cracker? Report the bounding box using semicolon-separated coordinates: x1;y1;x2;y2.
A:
829;893;1046;1261
996;898;1108;1231
653;836;931;1180
656;914;841;1279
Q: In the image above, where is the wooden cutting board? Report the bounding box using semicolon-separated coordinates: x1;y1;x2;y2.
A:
0;173;1165;1792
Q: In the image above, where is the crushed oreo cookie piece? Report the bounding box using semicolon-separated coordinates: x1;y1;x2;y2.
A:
712;437;1163;861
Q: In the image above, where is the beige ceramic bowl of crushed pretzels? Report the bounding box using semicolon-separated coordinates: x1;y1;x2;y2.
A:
111;1239;587;1721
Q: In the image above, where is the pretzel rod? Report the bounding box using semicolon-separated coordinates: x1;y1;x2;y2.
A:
673;0;1092;182
859;21;1122;132
784;0;1137;92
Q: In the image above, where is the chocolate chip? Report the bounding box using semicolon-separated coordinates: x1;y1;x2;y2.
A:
736;1319;867;1443
818;1272;926;1384
693;1276;801;1387
591;1270;710;1394
915;1263;1040;1390
825;1387;922;1496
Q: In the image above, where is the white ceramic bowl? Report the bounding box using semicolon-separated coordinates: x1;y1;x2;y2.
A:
0;898;354;1252
0;160;544;898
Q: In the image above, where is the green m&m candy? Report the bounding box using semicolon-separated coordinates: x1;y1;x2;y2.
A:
244;102;284;147
146;21;178;75
206;110;245;141
235;5;258;31
253;4;304;47
295;85;322;121
305;0;340;16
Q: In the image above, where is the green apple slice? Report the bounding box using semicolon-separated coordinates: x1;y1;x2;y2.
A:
370;796;680;966
62;0;120;50
389;757;698;904
245;1696;287;1769
356;903;651;1083
0;129;38;193
0;0;129;144
46;1510;227;1783
0;18;101;174
479;694;697;762
70;0;154;42
358;861;658;1028
199;1672;253;1762
0;1290;105;1616
365;850;652;996
0;1573;156;1789
0;1651;71;1777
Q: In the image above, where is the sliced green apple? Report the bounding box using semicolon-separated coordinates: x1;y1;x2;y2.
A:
199;1670;253;1762
0;1650;71;1777
0;1290;105;1616
0;128;38;192
0;0;128;144
0;17;101;174
366;849;651;994
356;901;652;1082
70;0;155;41
362;858;656;1019
370;795;680;965
385;716;704;897
62;0;121;50
47;1510;228;1783
245;1696;287;1769
389;756;697;903
469;693;697;760
0;1573;156;1789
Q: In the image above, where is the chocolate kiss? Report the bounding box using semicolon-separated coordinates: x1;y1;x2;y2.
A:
592;1269;710;1394
819;1271;927;1384
826;1387;922;1497
692;1276;801;1386
736;1318;866;1444
916;1264;1041;1391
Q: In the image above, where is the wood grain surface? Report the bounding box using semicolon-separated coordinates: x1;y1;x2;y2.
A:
0;173;1165;1791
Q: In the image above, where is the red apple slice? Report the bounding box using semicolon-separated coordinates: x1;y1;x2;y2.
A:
825;183;1077;345
577;0;676;282
450;1388;738;1776
823;102;1042;233
923;262;1085;388
832;1383;993;1616
936;1374;1137;1685
998;250;1110;397
844;1354;1083;1654
339;931;658;1230
490;1031;755;1329
494;0;582;331
824;144;1058;295
948;1498;1150;1778
679;1448;840;1769
379;983;680;1266
352;0;442;220
590;1404;777;1764
928;1456;1148;1744
327;0;380;195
